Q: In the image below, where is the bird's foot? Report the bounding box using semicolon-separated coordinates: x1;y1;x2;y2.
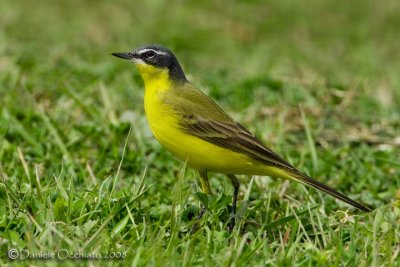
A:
228;212;236;233
189;205;207;235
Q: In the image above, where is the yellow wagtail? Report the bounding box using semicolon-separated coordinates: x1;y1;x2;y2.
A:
112;45;371;231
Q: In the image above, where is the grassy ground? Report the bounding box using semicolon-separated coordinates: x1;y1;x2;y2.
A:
1;0;399;266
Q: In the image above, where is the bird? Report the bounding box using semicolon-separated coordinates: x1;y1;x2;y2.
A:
112;44;372;232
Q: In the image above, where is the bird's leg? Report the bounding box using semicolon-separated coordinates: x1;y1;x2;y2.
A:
190;170;212;234
196;170;211;221
227;174;240;232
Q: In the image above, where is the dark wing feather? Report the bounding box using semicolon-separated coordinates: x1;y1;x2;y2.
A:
179;115;297;171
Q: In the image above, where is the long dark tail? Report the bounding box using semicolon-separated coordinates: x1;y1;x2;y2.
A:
289;171;372;212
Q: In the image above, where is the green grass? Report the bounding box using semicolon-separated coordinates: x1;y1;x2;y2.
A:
1;0;399;266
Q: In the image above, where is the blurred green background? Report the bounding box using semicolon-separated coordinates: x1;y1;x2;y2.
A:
2;0;400;106
1;0;399;265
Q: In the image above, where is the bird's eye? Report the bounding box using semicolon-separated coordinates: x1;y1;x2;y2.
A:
143;51;156;59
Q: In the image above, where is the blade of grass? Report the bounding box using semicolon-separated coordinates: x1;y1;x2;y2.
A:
110;123;132;197
264;205;319;230
300;105;319;171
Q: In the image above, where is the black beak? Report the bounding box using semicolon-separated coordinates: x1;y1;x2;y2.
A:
111;52;134;60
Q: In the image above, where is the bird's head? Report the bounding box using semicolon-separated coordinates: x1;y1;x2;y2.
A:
112;45;187;83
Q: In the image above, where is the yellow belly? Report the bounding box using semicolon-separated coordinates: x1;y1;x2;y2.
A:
148;115;260;174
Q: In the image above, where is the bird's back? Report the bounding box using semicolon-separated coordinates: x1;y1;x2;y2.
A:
166;82;234;122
